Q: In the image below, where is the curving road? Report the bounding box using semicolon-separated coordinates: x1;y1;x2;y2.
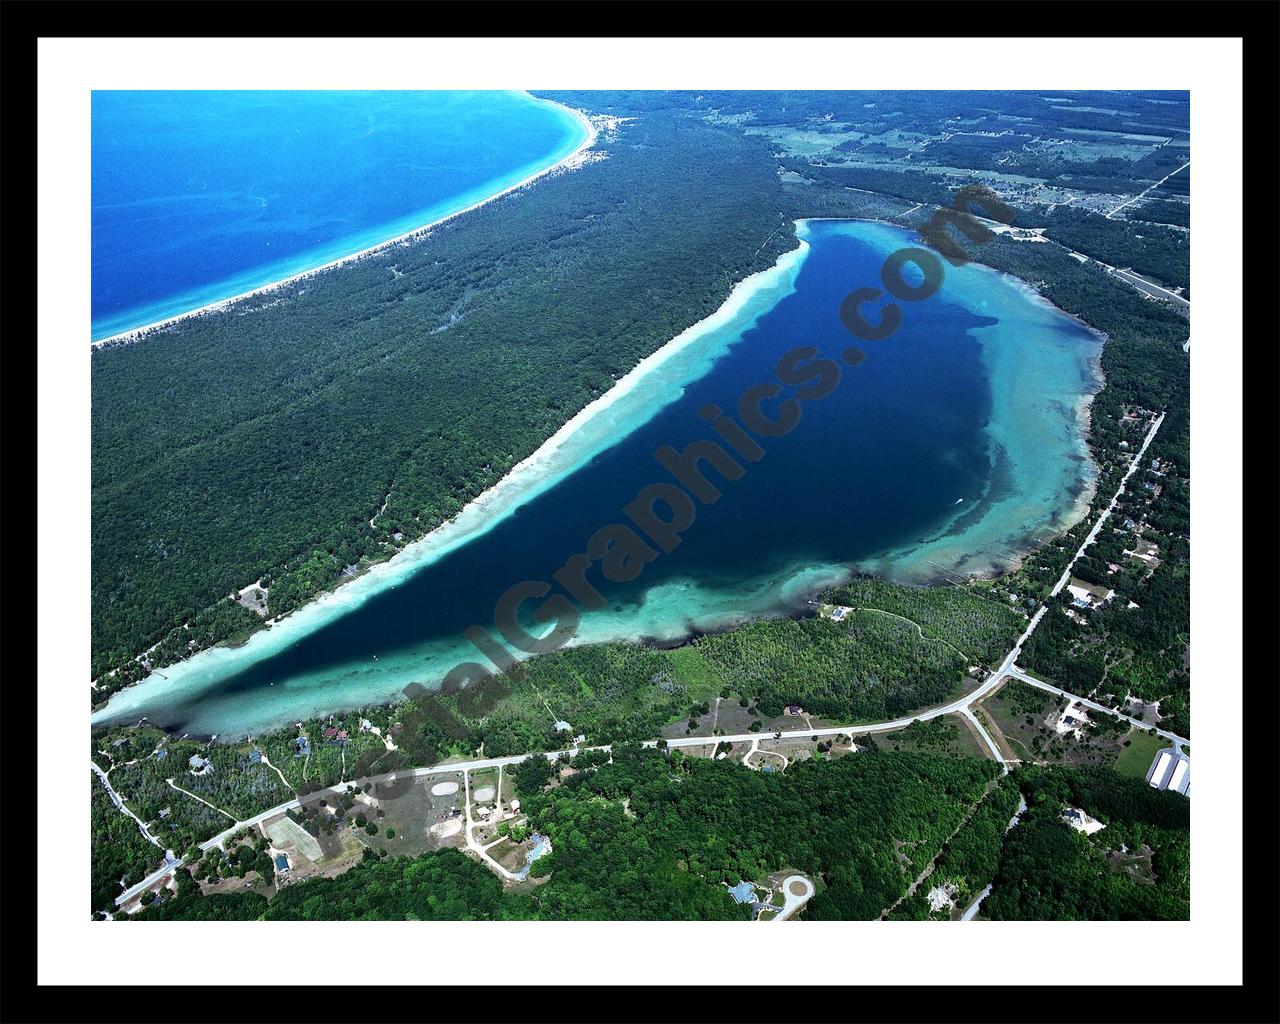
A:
772;875;815;921
110;413;1177;909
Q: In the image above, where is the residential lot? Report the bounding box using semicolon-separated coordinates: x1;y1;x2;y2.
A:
978;680;1159;771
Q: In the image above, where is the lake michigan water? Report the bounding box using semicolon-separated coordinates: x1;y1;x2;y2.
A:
91;90;587;340
94;216;1102;738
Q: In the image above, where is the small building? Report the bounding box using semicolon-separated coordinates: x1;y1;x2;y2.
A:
1066;577;1115;609
248;749;263;764
1062;806;1106;835
553;720;572;732
785;704;803;717
510;799;521;813
188;755;207;770
1148;750;1174;788
727;880;757;905
1055;702;1090;736
1126;538;1160;564
274;854;290;874
927;882;958;913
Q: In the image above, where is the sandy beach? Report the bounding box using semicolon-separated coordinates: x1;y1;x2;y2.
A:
91;97;597;349
92;226;810;711
92;216;1108;737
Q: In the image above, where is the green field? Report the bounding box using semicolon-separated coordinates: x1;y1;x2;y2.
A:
824;577;1025;667
1110;729;1169;779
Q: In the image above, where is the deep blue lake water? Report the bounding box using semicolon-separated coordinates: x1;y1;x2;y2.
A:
95;219;1100;737
91;90;587;340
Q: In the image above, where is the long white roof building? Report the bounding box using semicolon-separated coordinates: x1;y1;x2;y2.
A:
1147;750;1174;788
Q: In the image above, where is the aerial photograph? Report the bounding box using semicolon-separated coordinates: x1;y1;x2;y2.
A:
84;86;1194;926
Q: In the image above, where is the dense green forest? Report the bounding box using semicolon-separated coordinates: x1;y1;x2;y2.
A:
112;740;1186;922
1129;198;1189;228
91;110;795;694
691;615;965;720
523;745;997;920
887;762;1189;922
983;765;1189;920
92;88;1190;718
127;746;999;921
1036;207;1189;289
887;774;1023;919
131;847;523;922
94;90;1192;921
824;576;1023;666
126;746;1188;923
90;579;995;910
90;772;164;913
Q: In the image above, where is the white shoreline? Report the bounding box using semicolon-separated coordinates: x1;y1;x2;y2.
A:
93;227;810;716
94;216;1106;733
91;96;597;349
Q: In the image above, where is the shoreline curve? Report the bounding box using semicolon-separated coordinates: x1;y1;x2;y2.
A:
91;95;597;348
91;229;812;723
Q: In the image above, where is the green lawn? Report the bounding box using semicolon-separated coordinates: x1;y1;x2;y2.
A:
666;647;726;700
1111;728;1168;778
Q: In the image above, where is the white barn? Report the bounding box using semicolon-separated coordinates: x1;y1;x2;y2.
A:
1147;750;1173;788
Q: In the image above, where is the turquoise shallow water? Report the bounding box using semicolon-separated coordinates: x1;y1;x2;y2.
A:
94;219;1101;737
91;90;587;340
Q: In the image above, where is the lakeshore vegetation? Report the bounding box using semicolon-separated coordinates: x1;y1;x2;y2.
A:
93;90;1188;734
92;110;795;698
92;90;1190;921
123;745;1187;922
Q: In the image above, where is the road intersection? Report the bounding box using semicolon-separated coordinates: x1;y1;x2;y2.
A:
108;410;1180;909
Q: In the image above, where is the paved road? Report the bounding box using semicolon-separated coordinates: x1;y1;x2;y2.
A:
112;413;1175;909
959;884;992;922
1106;160;1191;220
1008;667;1188;746
91;761;168;852
960;707;1007;770
1051;411;1165;599
772;875;815;921
1108;267;1189;308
